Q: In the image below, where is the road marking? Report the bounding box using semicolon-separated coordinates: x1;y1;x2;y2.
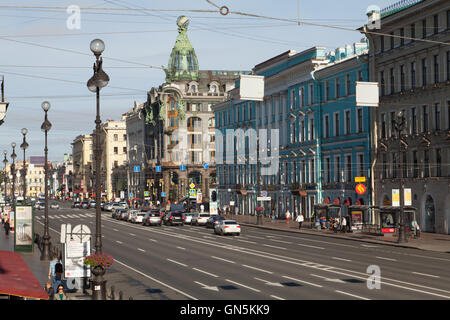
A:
176;246;185;250
60;215;67;218
167;259;188;267
263;244;286;250
245;235;265;239
361;244;379;248
282;275;323;288
242;264;273;274
137;248;145;252
79;214;87;218
194;281;219;292
114;259;197;300
412;272;440;278
269;239;292;244
226;279;260;293
311;274;345;283
332;257;352;262
211;256;235;264
129;233;136;236
270;295;285;300
113;229;118;232
335;290;370;300
254;277;283;287
116;241;123;244
297;243;325;250
236;239;257;244
376;256;397;262
193;268;218;278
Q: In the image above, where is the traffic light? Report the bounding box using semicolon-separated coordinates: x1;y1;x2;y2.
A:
211;190;217;202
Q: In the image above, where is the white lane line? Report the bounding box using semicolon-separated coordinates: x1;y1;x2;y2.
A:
211;256;235;264
129;233;136;236
137;248;145;252
114;259;197;300
269;239;292;244
116;241;123;244
167;259;188;267
412;272;440;279
245;235;265;239
270;295;285;300
242;264;273;274
148;239;158;242
332;257;352;262
376;256;397;262
297;243;325;250
236;239;257;244
226;279;260;293
78;214;87;218
176;246;185;250
335;290;370;300
113;229;118;232
282;275;323;288
263;244;286;250
192;268;218;278
60;215;67;218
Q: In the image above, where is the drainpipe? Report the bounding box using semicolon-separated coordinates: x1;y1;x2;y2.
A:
310;68;323;205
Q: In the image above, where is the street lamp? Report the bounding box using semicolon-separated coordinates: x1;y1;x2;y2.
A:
87;38;109;300
10;142;17;211
3;150;8;200
393;110;407;243
40;101;52;260
20;128;29;200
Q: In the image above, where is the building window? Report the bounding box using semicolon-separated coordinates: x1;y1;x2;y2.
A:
380;70;385;96
434;14;439;34
390;111;396;138
309;118;315;140
380;35;384;52
390;32;394;49
434;103;441;130
381;113;386;139
410;23;415;40
448;101;450;129
390;68;395;94
325;157;331;183
335;78;340;99
346;74;351;96
114;147;118;154
358;70;363;82
300;119;305;142
413;151;418;178
114;134;118;141
436;148;442;177
114;161;118;168
358;154;364;177
422;58;427;86
424;149;430;178
422;105;429;132
345;155;352;182
309;84;314;105
324;115;329;138
325;80;329;101
411;61;416;89
434;55;439;84
334;112;340;137
400;28;404;46
309;159;315;183
402;152;407;178
447;10;450;29
447;52;450;81
345;110;351;135
422;19;427;38
290;89;296;109
400;65;405;91
411;107;417;134
357;108;363;133
300;87;305;107
123;147;126;154
335;156;341;182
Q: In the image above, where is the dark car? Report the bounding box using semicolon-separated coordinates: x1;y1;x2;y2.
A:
205;215;225;228
81;201;89;209
72;201;80;208
162;211;185;226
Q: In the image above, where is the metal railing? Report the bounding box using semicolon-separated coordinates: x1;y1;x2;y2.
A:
380;0;424;17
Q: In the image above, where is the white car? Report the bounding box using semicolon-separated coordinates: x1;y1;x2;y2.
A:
184;213;196;224
191;213;210;226
35;202;45;210
50;202;59;209
129;211;145;224
214;220;241;236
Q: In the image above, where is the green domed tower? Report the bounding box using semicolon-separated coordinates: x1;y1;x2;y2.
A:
164;16;199;83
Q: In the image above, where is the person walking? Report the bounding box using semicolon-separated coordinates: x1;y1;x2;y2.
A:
4;218;10;236
285;209;290;224
296;213;304;230
54;284;69;300
44;281;55;300
341;216;347;233
48;253;63;291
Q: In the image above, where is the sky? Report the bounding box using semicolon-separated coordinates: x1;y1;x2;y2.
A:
0;0;396;162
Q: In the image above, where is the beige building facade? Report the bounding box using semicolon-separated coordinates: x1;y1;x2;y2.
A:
71;134;93;196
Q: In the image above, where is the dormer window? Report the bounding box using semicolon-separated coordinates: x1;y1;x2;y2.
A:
190;84;197;93
211;84;217;93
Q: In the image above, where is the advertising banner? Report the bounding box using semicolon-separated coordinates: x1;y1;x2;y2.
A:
392;189;400;207
64;240;91;278
404;188;412;206
14;206;33;252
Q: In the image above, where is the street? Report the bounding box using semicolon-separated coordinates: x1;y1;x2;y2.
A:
33;202;450;300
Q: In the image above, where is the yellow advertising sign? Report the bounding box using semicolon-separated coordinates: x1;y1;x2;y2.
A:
404;188;412;206
355;177;366;183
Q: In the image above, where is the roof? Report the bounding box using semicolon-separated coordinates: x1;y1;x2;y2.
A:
380;0;425;18
0;251;48;300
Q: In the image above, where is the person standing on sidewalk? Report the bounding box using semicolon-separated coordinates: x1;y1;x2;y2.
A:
296;213;304;229
44;280;55;300
285;209;290;224
54;284;69;300
341;216;347;233
4;218;10;236
48;253;61;291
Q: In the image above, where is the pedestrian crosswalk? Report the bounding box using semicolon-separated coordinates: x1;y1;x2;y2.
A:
35;213;95;220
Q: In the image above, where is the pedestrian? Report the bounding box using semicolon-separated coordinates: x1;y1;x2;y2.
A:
44;280;54;300
48;253;63;291
296;213;304;229
285;209;290;223
54;284;69;300
200;204;204;213
412;220;420;238
341;216;347;233
4;218;10;236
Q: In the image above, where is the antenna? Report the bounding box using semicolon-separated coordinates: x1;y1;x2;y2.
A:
1;76;4;102
297;0;301;26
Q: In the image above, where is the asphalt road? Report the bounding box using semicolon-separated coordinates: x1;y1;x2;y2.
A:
33;202;450;300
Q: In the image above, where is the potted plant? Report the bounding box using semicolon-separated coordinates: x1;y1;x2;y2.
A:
84;253;114;275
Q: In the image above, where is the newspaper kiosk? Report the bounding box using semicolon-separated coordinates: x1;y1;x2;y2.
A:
313;204;341;229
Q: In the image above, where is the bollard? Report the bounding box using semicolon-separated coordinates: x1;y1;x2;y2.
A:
129;296;133;300
119;291;124;300
110;285;115;300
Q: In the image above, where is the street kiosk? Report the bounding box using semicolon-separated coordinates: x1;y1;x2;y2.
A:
313;204;341;229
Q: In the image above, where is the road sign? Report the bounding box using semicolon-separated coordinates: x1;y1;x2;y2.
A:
189;183;195;189
189;189;196;197
203;163;209;169
161;192;166;197
180;165;186;171
355;184;366;195
155;166;161;172
133;166;140;173
257;196;271;201
144;191;149;197
355;177;366;183
129;193;133;198
261;190;268;197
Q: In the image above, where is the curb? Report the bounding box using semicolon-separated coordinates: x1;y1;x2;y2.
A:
238;222;439;252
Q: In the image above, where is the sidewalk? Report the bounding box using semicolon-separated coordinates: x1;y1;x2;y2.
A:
224;214;450;253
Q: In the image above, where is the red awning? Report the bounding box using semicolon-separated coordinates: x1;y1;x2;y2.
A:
0;251;49;300
323;197;330;204
333;198;341;205
343;197;352;206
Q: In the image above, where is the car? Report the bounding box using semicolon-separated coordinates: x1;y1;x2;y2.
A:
205;215;225;228
214;220;241;236
50;202;60;210
34;202;45;210
162;211;184;226
142;211;162;226
191;213;210;226
109;203;126;212
89;201;96;208
100;202;106;211
81;201;89;209
117;209;128;220
119;201;128;209
128;210;145;224
72;201;80;208
184;212;196;224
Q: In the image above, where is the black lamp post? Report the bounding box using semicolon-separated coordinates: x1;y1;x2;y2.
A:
10;142;17;211
40;101;52;260
393;110;407;243
87;38;109;300
20;128;29;200
3;150;8;201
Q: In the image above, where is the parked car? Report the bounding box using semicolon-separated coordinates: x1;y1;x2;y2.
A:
214;220;241;236
184;212;196;224
162;211;184;226
142;211;162;226
89;201;96;208
50;202;60;210
81;201;89;209
72;201;80;208
116;209;128;220
191;213;210;226
205;215;225;228
119;201;128;209
35;202;45;210
100;202;106;211
129;211;146;224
